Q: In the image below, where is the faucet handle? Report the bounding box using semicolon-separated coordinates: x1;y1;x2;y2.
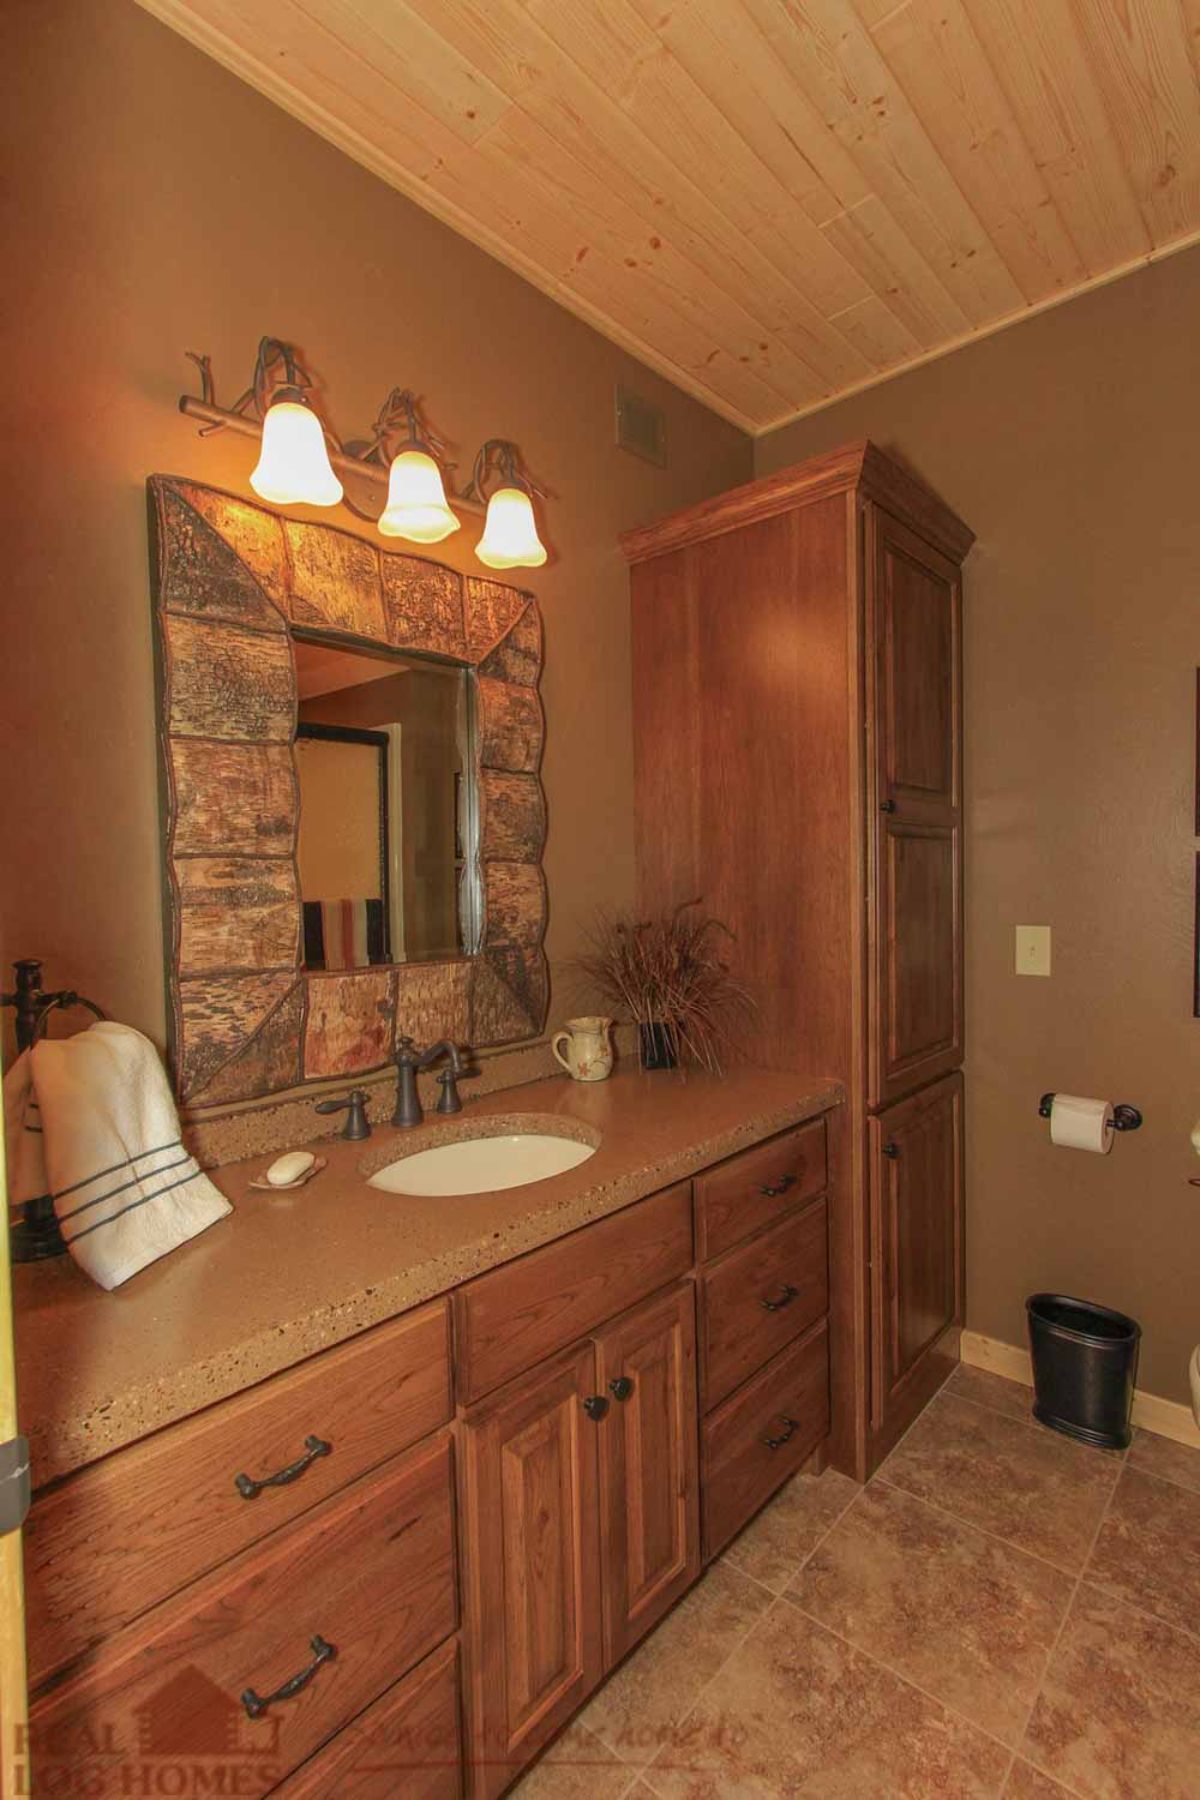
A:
435;1067;463;1116
315;1088;371;1141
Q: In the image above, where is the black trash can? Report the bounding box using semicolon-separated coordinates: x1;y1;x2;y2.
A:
1026;1294;1140;1450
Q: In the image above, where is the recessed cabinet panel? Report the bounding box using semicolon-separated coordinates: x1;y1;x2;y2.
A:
869;505;964;1110
458;1343;604;1800
874;513;960;810
870;1074;964;1446
596;1284;700;1664
879;822;960;1086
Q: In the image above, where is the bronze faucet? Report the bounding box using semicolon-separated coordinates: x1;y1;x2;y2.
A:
393;1037;473;1129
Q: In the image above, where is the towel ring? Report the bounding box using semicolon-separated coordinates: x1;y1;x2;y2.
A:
3;957;107;1262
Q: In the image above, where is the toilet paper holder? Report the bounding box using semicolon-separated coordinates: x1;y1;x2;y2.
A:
1038;1094;1143;1131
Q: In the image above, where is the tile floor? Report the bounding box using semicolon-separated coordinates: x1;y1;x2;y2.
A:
513;1364;1200;1799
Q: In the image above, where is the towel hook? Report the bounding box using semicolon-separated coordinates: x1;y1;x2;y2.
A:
2;958;107;1262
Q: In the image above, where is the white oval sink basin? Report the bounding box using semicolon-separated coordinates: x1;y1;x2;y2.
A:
369;1133;596;1197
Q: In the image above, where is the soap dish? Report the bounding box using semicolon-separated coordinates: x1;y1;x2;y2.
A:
249;1156;327;1193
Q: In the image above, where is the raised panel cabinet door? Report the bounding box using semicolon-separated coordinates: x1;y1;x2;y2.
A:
458;1343;604;1800
594;1284;700;1666
868;506;964;1106
870;1074;965;1449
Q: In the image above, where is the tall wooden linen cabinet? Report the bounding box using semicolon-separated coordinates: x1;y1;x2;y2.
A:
622;441;973;1479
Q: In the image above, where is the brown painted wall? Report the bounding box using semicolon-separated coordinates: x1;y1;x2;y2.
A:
0;0;749;1066
756;247;1200;1403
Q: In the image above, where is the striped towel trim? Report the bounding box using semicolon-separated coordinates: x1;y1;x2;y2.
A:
52;1138;183;1208
62;1164;210;1246
56;1147;197;1225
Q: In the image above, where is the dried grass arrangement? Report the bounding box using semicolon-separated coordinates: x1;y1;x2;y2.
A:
574;900;755;1072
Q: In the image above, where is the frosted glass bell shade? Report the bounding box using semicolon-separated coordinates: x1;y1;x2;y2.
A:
475;486;547;569
249;401;343;506
377;449;461;543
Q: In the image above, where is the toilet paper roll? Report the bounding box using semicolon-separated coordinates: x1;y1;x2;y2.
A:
1049;1093;1114;1154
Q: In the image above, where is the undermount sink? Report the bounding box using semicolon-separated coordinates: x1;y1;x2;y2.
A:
368;1129;597;1197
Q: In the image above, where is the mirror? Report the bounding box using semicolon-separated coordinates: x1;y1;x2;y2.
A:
150;474;548;1106
291;635;478;970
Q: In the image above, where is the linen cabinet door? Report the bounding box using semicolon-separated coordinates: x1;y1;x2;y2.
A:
868;506;963;1108
458;1343;604;1800
870;1073;964;1452
595;1283;700;1665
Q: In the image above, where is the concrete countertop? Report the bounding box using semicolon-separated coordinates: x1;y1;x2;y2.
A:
13;1066;842;1487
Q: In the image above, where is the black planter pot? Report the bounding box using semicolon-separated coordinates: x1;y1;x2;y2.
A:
639;1021;679;1070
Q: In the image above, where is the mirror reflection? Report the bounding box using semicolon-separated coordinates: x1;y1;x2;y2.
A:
292;634;477;970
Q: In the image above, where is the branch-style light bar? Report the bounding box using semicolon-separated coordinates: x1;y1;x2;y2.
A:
179;336;549;569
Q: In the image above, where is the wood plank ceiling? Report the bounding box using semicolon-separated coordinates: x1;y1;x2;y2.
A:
138;0;1200;432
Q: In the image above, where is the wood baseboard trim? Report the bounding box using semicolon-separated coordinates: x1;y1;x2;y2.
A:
960;1330;1200;1451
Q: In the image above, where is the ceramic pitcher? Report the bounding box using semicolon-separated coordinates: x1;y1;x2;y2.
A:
551;1016;614;1082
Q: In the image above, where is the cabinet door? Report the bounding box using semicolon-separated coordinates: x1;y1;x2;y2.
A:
870;1074;964;1450
595;1284;700;1665
868;506;963;1107
458;1343;604;1799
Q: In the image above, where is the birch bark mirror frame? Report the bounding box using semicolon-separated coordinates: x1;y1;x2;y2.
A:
147;475;548;1108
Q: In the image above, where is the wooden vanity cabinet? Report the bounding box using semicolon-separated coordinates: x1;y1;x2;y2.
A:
457;1341;605;1799
24;1302;460;1795
457;1280;700;1800
693;1128;832;1562
24;1299;452;1689
595;1282;700;1664
22;1109;837;1798
30;1435;458;1796
624;441;973;1475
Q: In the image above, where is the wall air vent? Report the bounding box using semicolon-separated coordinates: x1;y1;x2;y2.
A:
615;385;667;468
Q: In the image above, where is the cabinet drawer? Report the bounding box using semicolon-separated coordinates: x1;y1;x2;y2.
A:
25;1299;451;1688
695;1119;827;1260
276;1638;462;1799
29;1434;457;1796
702;1321;830;1560
454;1183;693;1404
700;1200;828;1409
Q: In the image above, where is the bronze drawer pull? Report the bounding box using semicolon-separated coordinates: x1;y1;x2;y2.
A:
241;1634;336;1718
758;1173;796;1198
582;1394;610;1421
608;1377;634;1402
763;1416;799;1451
760;1283;799;1313
882;1141;901;1160
234;1434;331;1500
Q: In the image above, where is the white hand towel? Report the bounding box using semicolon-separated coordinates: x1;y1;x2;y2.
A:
3;1022;231;1289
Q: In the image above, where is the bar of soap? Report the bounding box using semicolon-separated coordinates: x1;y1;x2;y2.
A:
266;1150;317;1187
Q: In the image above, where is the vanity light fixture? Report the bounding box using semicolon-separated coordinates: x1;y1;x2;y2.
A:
180;338;549;568
370;389;460;544
229;338;343;507
465;439;549;570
